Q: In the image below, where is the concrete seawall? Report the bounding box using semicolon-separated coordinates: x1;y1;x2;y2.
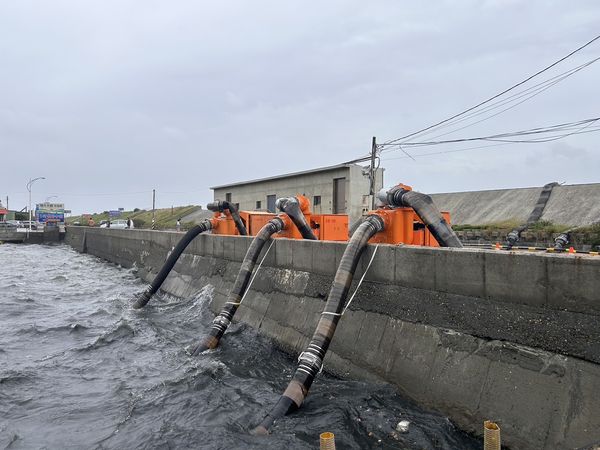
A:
65;226;600;449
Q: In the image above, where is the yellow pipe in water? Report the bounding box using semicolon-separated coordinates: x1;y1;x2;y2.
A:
484;421;501;450
320;431;336;450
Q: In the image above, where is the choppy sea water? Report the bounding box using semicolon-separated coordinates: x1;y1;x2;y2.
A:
0;243;481;449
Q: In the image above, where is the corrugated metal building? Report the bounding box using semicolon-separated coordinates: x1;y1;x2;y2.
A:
211;163;384;224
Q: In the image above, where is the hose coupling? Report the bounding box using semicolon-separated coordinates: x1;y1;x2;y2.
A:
298;351;323;374
554;232;570;250
506;230;520;247
271;215;286;232
366;214;385;233
377;185;410;208
212;315;231;331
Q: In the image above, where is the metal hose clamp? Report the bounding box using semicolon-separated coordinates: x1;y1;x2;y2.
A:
212;315;231;329
298;351;323;374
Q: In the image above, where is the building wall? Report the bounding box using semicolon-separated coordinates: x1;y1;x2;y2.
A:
213;165;383;224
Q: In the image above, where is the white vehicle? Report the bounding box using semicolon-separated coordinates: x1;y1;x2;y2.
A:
20;220;40;230
100;219;129;229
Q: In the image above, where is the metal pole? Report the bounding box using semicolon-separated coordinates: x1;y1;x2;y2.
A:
152;189;156;229
28;181;32;235
370;136;377;209
26;177;45;236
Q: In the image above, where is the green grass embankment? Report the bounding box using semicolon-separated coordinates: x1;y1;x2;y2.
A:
68;205;201;230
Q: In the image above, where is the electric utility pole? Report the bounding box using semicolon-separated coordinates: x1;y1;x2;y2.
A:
370;136;377;209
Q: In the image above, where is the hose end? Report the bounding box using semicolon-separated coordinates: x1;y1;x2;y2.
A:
251;426;269;436
554;232;570;250
189;342;207;356
506;230;520;248
132;291;151;309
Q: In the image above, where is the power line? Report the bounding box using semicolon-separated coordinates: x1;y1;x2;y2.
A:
378;55;600;152
380;122;600;161
382;117;600;148
381;142;509;160
383;33;600;145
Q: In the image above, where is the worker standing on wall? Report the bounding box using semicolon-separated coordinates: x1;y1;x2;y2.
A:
176;218;181;232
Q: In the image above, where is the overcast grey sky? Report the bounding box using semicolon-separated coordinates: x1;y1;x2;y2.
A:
2;1;599;214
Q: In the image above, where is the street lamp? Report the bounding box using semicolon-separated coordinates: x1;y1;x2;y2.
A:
45;195;58;202
27;177;45;234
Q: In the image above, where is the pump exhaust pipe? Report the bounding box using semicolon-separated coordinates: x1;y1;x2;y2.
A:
207;200;248;236
276;196;317;240
132;219;213;309
253;214;384;434
189;216;285;354
377;186;462;248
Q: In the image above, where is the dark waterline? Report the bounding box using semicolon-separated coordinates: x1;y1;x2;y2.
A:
0;244;481;449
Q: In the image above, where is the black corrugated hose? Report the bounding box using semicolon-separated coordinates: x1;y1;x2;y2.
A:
276;197;317;240
380;186;463;248
132;219;213;309
506;182;558;248
206;200;248;236
555;220;599;250
190;216;285;355
253;214;384;434
348;217;364;238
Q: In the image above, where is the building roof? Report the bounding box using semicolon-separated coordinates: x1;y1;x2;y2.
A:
210;163;361;190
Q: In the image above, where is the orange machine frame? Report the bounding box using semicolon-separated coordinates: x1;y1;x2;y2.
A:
212;195;348;242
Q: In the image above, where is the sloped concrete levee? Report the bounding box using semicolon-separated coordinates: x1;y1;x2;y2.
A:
65;226;600;450
431;182;600;227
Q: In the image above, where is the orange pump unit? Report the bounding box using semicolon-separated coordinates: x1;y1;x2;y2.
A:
368;184;451;246
367;208;450;246
210;186;451;246
213;195;348;241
